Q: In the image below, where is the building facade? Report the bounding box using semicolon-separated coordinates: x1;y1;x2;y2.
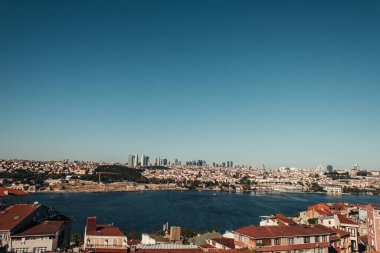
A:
84;216;128;253
233;225;334;253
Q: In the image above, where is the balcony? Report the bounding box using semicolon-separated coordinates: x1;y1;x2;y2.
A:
85;244;128;249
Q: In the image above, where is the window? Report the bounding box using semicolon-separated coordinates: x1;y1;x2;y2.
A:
14;248;28;253
317;249;323;253
315;236;320;243
322;236;327;242
261;238;271;246
304;237;310;243
289;238;294;245
274;238;281;245
33;247;47;253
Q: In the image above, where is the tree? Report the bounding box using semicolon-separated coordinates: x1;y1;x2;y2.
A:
127;232;136;240
71;233;84;246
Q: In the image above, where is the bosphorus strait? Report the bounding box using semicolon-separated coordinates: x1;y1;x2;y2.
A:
4;191;380;235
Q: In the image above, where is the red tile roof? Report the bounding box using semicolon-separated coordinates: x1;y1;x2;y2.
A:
0;187;28;196
315;210;332;216
336;214;357;226
274;214;297;225
255;242;329;252
359;235;368;244
0;204;38;231
200;244;216;249
136;249;201;253
308;204;332;212
210;238;235;249
86;216;126;237
90;248;127;253
12;221;64;237
88;225;126;237
234;225;334;239
330;227;350;238
329;235;340;242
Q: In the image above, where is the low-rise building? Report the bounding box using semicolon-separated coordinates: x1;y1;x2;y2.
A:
84;216;128;253
233;224;334;253
11;221;68;253
0;203;71;253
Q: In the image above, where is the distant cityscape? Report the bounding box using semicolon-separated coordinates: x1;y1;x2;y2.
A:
0;157;379;195
127;154;233;168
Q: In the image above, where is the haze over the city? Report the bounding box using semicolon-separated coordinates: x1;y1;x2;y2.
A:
1;0;379;168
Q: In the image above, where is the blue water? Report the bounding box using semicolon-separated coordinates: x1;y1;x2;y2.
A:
3;191;380;236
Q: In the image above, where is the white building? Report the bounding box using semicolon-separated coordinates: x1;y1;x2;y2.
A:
11;221;66;253
84;216;128;253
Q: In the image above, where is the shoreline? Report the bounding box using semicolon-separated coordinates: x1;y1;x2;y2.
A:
25;188;363;196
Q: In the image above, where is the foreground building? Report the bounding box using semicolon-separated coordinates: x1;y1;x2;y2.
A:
10;221;69;253
84;216;128;253
329;228;351;253
0;203;71;253
367;204;380;252
233;224;334;253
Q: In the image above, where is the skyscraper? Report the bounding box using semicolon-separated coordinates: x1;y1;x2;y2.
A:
134;154;139;167
128;155;135;168
327;165;333;173
141;155;149;167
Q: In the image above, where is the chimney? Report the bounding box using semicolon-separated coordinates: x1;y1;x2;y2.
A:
86;216;97;233
170;226;181;241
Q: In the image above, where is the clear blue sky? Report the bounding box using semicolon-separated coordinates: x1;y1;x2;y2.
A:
1;0;379;169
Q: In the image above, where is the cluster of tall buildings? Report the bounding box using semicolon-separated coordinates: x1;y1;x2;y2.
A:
212;161;234;168
128;154;177;167
127;155;234;168
128;154;149;168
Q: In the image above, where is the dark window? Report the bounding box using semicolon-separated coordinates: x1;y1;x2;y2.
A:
304;237;310;243
262;238;271;246
274;238;281;245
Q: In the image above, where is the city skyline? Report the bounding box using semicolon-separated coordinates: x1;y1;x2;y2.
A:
1;0;380;168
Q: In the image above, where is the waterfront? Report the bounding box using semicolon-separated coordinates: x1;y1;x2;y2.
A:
2;191;380;236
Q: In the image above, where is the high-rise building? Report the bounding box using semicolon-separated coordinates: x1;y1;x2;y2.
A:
128;155;136;168
141;155;149;167
134;154;139;167
367;204;380;251
327;165;334;173
174;159;179;165
162;159;168;166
